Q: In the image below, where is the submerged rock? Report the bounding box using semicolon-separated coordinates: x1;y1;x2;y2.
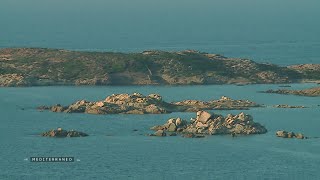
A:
273;104;307;108
150;111;267;138
37;105;50;111
41;128;88;138
182;133;205;138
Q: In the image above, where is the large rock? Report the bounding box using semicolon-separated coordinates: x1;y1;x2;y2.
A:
154;130;166;137
167;123;177;132
196;111;212;123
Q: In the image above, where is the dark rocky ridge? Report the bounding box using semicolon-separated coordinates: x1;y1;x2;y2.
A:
1;48;319;86
263;87;320;97
38;93;261;115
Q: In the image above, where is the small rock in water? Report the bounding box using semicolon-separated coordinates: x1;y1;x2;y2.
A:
41;128;88;138
276;130;305;139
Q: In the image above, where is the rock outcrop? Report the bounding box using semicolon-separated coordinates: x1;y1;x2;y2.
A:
276;130;305;139
149;111;267;137
38;93;261;115
263;87;320;97
41;128;88;137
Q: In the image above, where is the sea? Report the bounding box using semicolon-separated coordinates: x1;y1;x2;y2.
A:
0;0;320;179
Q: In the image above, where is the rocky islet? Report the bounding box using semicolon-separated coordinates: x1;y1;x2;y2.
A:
41;128;88;138
276;130;305;139
38;93;262;115
149;111;268;138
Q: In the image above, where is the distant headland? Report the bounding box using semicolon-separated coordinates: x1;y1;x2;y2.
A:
0;48;319;87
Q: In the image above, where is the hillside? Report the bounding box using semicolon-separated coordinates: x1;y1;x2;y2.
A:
0;48;319;86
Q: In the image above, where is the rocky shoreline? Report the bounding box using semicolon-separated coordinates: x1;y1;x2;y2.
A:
38;93;262;115
149;111;267;137
1;48;320;87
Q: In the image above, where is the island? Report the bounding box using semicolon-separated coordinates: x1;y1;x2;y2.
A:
37;93;262;114
149;111;267;137
1;48;320;86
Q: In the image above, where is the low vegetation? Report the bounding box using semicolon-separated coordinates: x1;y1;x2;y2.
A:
0;48;319;86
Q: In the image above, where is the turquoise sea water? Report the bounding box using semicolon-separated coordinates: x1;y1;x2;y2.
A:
0;84;320;179
1;0;320;179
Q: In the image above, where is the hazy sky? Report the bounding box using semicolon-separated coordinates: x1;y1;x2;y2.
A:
1;0;319;49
